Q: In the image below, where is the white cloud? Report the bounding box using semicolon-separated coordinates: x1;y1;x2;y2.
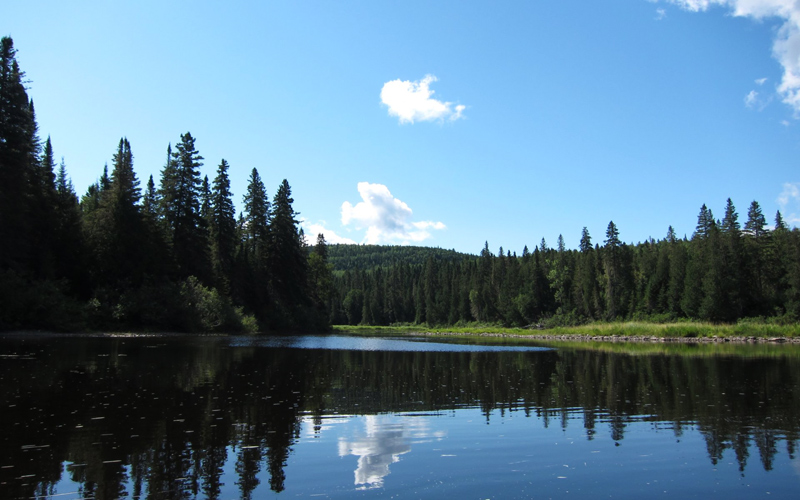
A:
756;77;768;85
341;182;446;244
744;88;771;109
778;182;800;225
304;222;357;245
656;8;668;20
663;0;800;114
380;75;466;124
745;89;760;107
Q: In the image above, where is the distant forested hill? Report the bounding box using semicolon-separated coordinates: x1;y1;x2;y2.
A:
324;244;474;272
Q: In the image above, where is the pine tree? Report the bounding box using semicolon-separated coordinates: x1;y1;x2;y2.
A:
28;136;59;278
548;234;572;314
242;168;269;257
775;211;787;231
210;160;237;292
693;204;715;240
309;233;333;318
268;179;312;327
142;175;158;218
575;227;598;319
603;221;622;319
0;37;38;272
84;138;147;287
159;133;209;281
744;201;767;238
744;200;768;314
53;157;86;294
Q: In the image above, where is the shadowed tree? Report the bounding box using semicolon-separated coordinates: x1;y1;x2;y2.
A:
268;179;313;328
210;160;237;293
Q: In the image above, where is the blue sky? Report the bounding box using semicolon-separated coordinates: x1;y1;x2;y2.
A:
4;0;800;254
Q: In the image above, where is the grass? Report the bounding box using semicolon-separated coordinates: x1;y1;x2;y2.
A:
333;321;800;340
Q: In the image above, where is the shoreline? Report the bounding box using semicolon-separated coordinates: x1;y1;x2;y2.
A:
409;330;800;344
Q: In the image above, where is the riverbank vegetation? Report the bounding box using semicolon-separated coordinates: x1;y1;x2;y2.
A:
0;37;333;333
334;321;800;340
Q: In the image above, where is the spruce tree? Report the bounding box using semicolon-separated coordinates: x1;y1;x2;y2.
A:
0;36;38;272
142;175;158;217
84;138;147;288
159;133;209;281
603;221;622;319
242;168;269;257
268;179;312;327
210;159;237;292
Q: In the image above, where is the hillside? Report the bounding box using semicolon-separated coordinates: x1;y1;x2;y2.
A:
323;244;474;272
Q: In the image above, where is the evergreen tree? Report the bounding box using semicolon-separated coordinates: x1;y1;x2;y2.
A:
575;227;598;319
159;133;209;281
209;160;237;292
693;204;715;239
268;179;313;327
603;221;622;319
142;175;158;218
28;135;59;278
775;211;788;231
0;36;38;272
242;168;269;257
309;233;333;320
84;138;148;288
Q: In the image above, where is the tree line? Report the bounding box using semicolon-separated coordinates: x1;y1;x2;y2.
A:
328;200;800;326
0;36;332;332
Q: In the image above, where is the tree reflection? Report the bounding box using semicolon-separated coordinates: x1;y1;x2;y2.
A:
0;336;799;498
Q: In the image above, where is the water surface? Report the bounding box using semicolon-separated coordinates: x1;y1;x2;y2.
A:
1;334;798;499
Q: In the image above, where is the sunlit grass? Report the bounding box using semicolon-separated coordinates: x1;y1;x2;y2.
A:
333;321;800;339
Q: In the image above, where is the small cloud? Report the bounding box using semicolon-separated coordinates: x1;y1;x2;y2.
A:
744;89;771;110
380;75;466;124
744;90;759;108
778;182;800;225
303;221;357;245
341;182;446;244
656;8;667;20
755;77;768;86
782;119;791;126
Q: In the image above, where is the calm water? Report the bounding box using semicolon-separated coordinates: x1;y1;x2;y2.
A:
1;334;799;499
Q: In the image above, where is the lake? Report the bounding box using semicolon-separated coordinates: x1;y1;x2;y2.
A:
1;333;799;499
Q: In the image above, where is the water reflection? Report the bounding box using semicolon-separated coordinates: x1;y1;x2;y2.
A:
0;334;798;498
336;415;446;489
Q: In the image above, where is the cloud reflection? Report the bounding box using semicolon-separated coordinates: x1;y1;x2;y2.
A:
337;415;444;489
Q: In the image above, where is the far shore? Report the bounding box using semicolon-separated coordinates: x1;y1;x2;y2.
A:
333;322;800;344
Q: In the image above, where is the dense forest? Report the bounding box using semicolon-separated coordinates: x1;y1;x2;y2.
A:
326;244;471;272
326;202;800;327
0;36;332;332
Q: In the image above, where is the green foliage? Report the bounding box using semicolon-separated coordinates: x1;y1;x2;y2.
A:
326;244;471;272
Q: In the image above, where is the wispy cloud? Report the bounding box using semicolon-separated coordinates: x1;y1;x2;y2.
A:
662;1;800;114
778;182;800;225
744;90;759;108
755;77;768;86
744;89;771;110
380;75;466;124
656;8;667;20
341;182;446;244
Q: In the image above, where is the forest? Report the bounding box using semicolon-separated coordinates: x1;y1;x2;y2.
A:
325;205;800;327
0;36;332;332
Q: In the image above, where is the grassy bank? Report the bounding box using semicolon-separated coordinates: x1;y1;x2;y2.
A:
333;321;800;340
